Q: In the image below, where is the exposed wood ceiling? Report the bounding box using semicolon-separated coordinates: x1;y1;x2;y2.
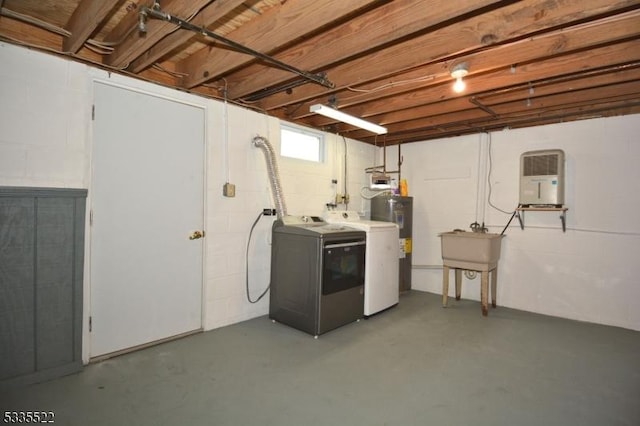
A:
2;0;640;145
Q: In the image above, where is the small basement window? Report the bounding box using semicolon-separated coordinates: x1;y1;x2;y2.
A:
280;124;324;162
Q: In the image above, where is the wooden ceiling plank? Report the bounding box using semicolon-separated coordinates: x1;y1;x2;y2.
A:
103;0;147;44
0;14;63;52
303;17;640;126
62;0;121;53
355;102;640;144
350;88;640;142
0;15;103;62
379;65;640;126
364;81;640;138
129;0;246;73
420;96;640;136
475;66;640;105
322;44;640;138
301;10;640;120
177;0;388;89
256;0;640;111
222;0;505;98
475;67;640;105
106;0;211;68
488;80;640;114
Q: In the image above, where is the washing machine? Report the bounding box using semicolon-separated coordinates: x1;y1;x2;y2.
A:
270;215;366;336
324;210;399;316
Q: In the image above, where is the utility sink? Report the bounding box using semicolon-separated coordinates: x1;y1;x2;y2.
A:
439;231;504;271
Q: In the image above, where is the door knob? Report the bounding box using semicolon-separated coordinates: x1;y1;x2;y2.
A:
189;230;205;240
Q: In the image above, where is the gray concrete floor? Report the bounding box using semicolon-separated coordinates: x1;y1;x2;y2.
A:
2;291;640;426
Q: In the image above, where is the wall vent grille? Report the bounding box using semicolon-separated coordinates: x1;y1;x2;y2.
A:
523;154;559;176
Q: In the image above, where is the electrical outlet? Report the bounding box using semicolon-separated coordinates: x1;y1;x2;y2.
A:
223;182;236;197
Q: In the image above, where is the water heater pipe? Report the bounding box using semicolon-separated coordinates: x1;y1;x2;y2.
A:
252;135;287;219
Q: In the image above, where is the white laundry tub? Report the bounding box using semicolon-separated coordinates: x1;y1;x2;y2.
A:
439;231;504;271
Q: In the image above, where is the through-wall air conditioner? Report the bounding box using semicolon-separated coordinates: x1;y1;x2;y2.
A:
519;149;565;207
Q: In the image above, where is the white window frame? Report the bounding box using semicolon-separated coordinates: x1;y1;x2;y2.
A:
280;123;325;163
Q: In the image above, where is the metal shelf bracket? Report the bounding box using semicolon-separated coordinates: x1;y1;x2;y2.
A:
516;205;568;232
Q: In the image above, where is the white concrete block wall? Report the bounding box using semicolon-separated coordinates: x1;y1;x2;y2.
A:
0;42;90;188
204;103;275;329
396;117;640;331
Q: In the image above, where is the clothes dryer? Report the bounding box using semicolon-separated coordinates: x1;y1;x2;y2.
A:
270;215;366;336
324;211;399;316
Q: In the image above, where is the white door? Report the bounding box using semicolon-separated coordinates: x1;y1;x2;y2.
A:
90;82;205;358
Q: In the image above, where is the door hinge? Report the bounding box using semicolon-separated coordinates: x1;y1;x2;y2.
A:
89;316;92;332
92;104;95;120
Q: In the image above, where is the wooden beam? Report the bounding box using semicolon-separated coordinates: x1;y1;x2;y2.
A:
0;14;63;52
103;0;147;44
346;85;640;141
0;15;102;63
177;0;385;89
472;66;640;105
62;0;120;53
369;65;640;128
354;104;640;144
295;10;640;121
221;0;505;98
365;100;640;143
415;82;640;133
106;0;210;68
312;48;640;135
324;62;640;139
302;17;640;127
129;0;246;73
256;0;640;111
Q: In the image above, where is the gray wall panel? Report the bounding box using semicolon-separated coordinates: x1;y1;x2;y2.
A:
0;187;86;387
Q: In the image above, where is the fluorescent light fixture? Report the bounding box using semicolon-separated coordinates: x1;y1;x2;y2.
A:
309;104;387;134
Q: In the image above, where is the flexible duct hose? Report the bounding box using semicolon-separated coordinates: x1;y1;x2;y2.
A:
252;135;287;219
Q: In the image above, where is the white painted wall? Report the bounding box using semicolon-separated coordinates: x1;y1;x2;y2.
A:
0;43;89;188
390;117;640;331
0;43;376;360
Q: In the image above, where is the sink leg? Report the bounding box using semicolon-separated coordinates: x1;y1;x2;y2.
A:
491;268;497;308
481;271;489;316
442;266;450;307
455;269;462;300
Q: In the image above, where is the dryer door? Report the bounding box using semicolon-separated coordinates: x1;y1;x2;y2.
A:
322;240;366;295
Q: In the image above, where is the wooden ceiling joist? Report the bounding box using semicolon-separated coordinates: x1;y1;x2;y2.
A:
62;0;120;53
128;0;247;73
176;0;384;89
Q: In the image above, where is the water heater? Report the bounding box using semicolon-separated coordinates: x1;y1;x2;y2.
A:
370;195;413;292
519;149;565;207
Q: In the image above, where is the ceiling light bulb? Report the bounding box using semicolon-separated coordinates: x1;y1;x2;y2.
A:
453;77;466;93
450;62;469;94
